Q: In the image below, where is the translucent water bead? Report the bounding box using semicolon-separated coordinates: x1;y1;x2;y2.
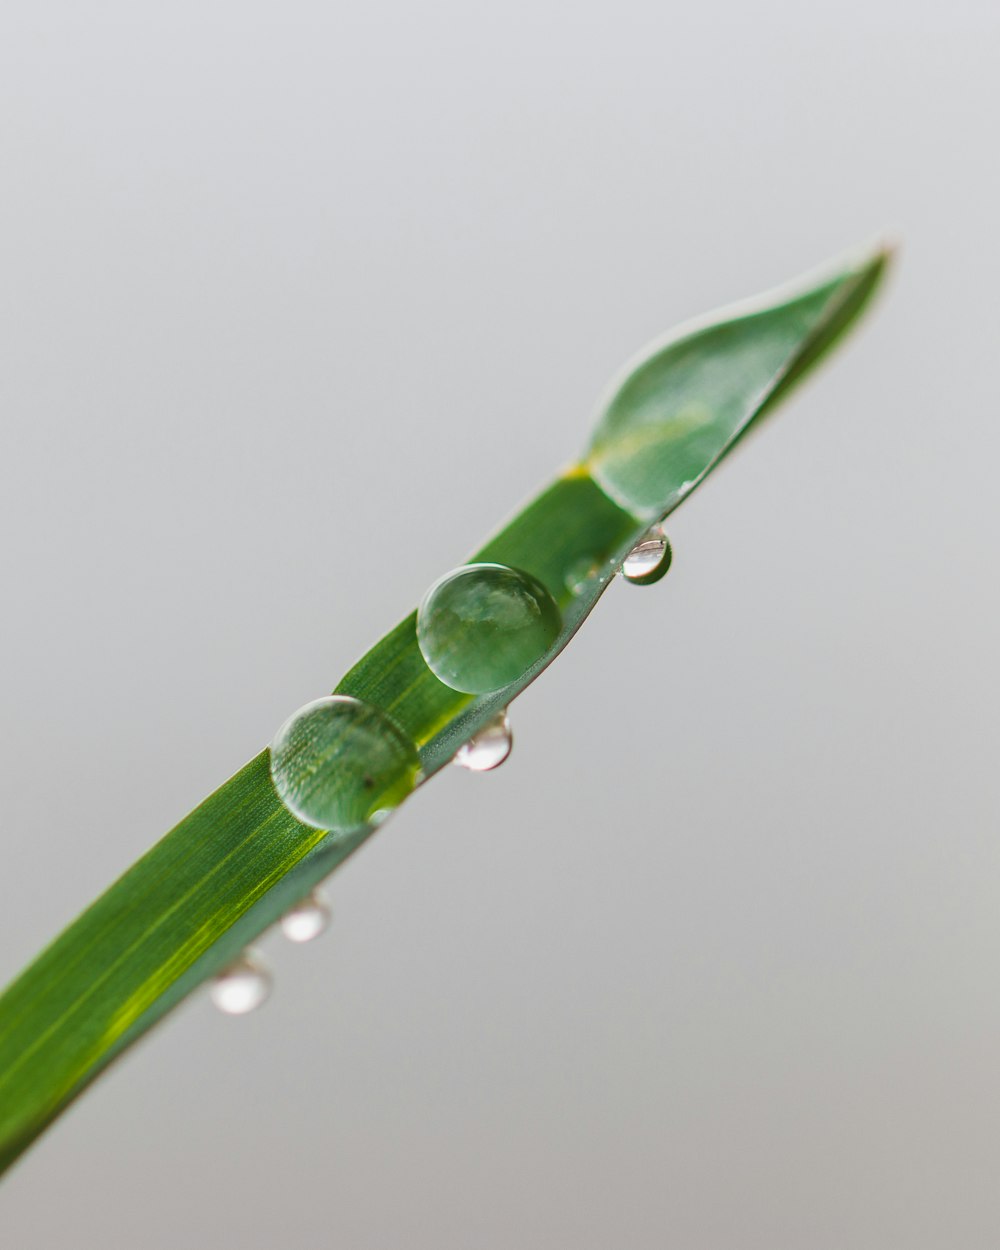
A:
417;563;562;694
270;695;421;832
454;710;512;771
280;890;331;943
211;952;271;1015
621;526;672;585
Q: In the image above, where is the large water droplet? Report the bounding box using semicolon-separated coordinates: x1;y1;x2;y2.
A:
621;526;672;585
270;695;421;832
454;710;513;772
417;563;562;694
280;890;331;943
211;952;271;1015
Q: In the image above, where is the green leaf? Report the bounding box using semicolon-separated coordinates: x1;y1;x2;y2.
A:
0;242;891;1176
586;242;890;517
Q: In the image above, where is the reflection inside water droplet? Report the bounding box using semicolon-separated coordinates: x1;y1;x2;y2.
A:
270;695;422;833
454;710;513;772
621;526;672;585
417;563;562;694
211;952;271;1015
280;890;331;943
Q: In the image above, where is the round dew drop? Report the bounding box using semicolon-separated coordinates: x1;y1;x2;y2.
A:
280;890;331;943
417;563;562;694
270;695;421;833
564;556;601;597
621;526;672;585
454;710;513;772
211;952;271;1015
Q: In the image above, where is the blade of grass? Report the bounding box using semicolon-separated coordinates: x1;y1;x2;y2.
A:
0;242;891;1176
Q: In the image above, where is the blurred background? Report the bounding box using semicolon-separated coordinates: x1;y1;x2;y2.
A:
1;2;997;1246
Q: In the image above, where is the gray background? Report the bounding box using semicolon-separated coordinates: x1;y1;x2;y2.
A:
1;1;998;1247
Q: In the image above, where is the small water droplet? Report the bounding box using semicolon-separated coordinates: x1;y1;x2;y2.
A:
417;563;562;694
454;710;513;771
565;557;600;596
621;526;672;585
270;695;421;832
280;890;331;943
211;952;271;1015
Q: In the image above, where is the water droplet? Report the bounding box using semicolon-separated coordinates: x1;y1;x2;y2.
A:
270;695;421;832
621;526;672;585
280;890;331;942
417;563;562;694
454;710;513;771
211;952;271;1015
565;557;600;596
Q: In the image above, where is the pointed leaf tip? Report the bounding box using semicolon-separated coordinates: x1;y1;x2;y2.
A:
585;241;893;518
